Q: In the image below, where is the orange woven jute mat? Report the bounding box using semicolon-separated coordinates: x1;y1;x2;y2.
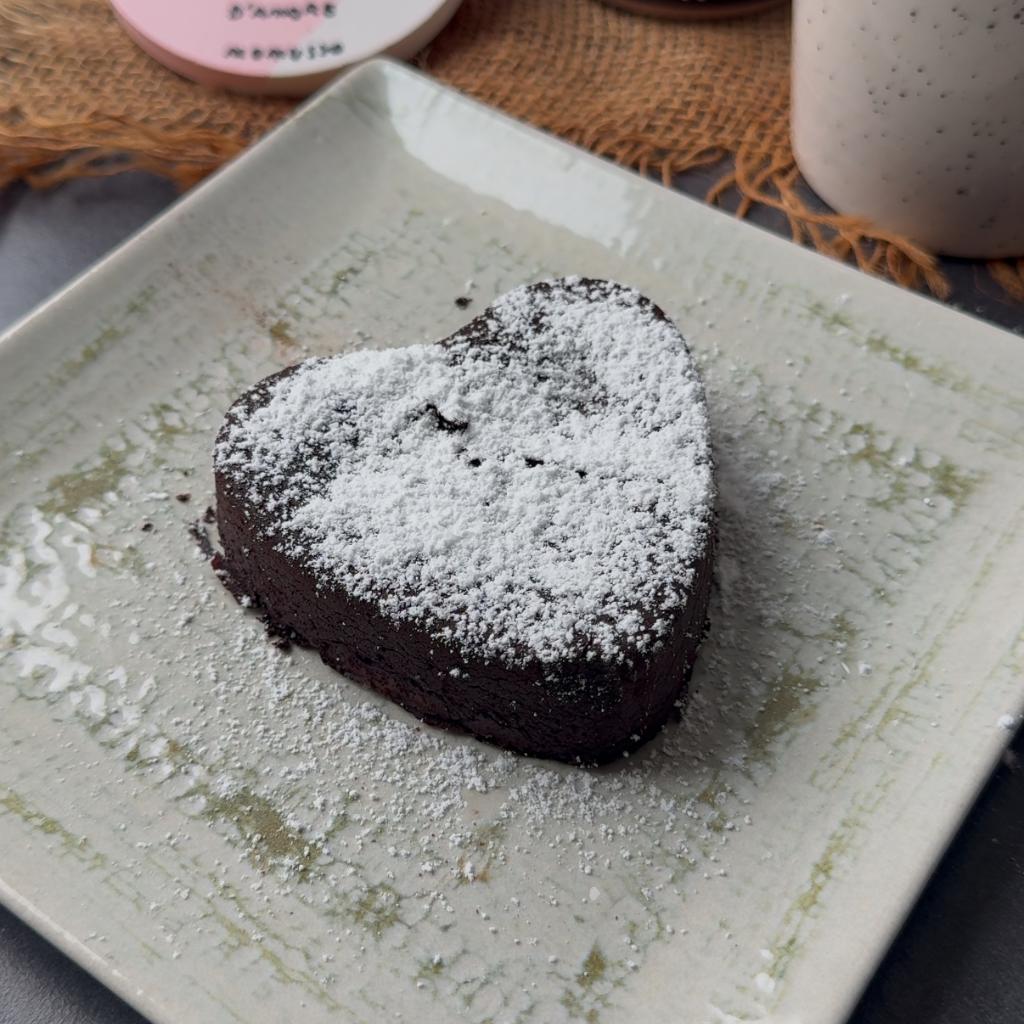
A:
2;0;1022;300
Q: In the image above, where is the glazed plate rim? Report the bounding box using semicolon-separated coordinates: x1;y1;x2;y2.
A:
0;58;1022;1024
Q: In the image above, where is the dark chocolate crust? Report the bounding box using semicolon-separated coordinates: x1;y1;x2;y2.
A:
214;281;714;764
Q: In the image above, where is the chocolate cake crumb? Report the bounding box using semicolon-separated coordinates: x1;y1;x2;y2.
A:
187;520;216;559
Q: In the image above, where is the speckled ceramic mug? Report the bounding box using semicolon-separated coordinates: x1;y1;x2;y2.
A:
792;1;1024;258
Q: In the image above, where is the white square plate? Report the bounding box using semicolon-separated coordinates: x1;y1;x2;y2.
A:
1;60;1023;1024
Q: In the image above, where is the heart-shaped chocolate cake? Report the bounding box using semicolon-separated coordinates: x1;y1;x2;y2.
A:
214;278;714;763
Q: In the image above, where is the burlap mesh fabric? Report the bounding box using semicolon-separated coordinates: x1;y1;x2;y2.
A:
2;0;1022;300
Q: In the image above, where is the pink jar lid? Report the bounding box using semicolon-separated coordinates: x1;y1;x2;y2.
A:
110;0;463;96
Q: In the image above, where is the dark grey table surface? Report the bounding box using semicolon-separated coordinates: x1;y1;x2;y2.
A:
0;171;1022;1024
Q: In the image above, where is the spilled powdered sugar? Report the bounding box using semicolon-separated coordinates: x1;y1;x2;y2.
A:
3;244;1004;1021
3;493;743;1008
215;278;714;664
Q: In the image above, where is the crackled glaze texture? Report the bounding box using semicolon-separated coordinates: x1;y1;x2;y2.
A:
1;61;1023;1024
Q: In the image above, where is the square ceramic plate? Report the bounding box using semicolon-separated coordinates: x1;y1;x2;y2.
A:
1;60;1023;1024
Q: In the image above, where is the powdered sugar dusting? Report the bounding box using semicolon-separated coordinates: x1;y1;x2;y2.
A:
215;278;714;665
